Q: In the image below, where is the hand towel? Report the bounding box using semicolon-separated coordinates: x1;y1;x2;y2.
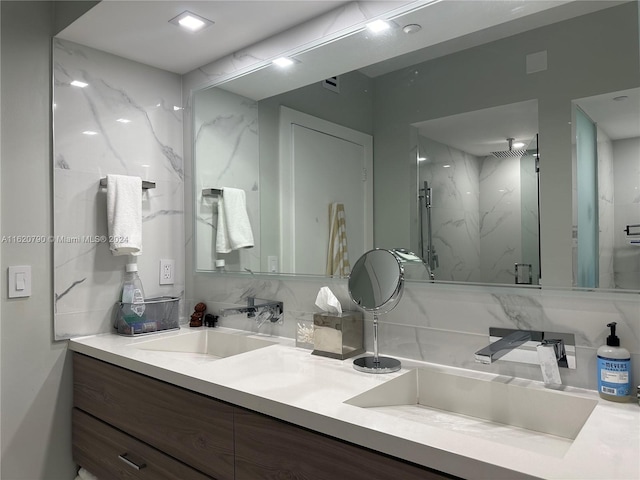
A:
216;187;254;253
106;174;142;256
326;202;350;277
75;468;99;480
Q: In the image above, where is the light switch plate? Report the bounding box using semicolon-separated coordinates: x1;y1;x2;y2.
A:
8;265;32;298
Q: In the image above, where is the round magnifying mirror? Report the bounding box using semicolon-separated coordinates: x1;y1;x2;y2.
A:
348;249;404;373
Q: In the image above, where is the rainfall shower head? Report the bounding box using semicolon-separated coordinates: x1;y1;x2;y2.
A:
491;137;529;158
491;148;529;158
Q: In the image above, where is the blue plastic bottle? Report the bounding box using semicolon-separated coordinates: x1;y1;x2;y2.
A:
597;322;631;402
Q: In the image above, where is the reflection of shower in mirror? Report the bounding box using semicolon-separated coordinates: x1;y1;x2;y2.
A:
418;180;438;278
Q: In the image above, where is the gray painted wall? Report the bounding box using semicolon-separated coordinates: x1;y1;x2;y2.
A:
1;2;85;478
372;2;640;288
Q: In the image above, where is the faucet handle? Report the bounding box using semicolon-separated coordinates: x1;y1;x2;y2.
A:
537;341;563;387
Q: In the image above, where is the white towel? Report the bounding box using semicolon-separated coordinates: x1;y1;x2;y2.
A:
216;187;254;253
75;468;99;480
106;174;142;256
326;202;350;276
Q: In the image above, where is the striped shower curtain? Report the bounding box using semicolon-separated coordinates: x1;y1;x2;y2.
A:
326;202;350;277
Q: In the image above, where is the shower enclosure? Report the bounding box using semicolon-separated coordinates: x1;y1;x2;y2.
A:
415;134;540;285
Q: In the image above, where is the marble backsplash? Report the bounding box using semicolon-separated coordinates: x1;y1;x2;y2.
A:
188;273;639;391
53;39;185;339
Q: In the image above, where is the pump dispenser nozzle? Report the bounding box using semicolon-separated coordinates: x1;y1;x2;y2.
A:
606;322;620;347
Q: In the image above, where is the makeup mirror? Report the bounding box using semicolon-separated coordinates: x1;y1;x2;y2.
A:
348;248;404;373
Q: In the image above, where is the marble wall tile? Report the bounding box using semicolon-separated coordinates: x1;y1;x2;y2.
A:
193;87;260;273
187;272;639;390
53;39;184;339
597;127;615;288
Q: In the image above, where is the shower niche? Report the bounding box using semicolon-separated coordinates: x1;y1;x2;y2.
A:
411;100;540;285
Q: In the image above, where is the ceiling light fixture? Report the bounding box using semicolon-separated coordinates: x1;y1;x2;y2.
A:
366;19;392;33
169;11;214;32
403;24;422;35
512;141;526;149
71;80;88;88
272;57;296;68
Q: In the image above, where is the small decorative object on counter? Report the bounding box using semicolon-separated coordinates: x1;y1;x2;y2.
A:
204;313;218;327
312;311;364;360
597;322;632;402
190;302;207;327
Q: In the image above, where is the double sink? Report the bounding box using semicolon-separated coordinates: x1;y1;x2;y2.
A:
130;328;597;456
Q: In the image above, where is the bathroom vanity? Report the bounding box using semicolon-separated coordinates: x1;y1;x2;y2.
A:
69;327;639;480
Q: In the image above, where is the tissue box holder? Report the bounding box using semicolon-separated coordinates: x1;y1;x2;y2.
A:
115;296;180;336
312;311;364;360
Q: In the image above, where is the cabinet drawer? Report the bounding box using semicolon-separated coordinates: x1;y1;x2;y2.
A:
73;409;212;480
235;409;456;480
73;353;234;480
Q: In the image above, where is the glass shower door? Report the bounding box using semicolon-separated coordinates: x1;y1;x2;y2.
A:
575;107;599;288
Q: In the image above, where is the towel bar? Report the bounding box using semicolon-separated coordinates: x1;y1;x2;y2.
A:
624;224;640;236
202;188;223;197
99;177;155;190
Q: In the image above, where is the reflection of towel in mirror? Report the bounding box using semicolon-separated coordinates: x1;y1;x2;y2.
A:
106;174;142;256
216;187;254;253
326;202;350;276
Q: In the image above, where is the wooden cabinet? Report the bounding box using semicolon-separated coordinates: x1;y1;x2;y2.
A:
73;353;457;480
73;409;210;480
234;409;454;480
73;353;234;480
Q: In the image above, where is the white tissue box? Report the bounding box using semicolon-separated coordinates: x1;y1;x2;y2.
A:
312;311;364;360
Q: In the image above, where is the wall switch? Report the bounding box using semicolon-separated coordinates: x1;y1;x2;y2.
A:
159;259;175;285
268;256;278;273
8;265;32;298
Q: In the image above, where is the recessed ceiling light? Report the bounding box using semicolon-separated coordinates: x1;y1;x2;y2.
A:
71;80;88;88
512;142;526;148
366;19;392;33
402;24;422;34
169;11;214;32
272;57;295;68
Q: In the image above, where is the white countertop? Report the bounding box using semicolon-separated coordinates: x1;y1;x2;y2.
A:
69;326;640;480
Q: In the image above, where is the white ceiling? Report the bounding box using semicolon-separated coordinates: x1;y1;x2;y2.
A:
414;100;539;157
57;0;351;74
58;1;639;148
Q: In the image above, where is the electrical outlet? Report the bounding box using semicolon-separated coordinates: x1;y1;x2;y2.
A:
159;259;175;285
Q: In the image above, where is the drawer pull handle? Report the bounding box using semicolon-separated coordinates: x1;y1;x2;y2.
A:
118;453;147;470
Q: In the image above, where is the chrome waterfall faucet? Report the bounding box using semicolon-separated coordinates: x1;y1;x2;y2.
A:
220;297;283;326
475;328;576;387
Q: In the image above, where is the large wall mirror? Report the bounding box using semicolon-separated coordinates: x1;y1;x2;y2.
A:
193;0;639;290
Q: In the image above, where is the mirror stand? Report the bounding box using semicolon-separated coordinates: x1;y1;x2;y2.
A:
353;312;401;374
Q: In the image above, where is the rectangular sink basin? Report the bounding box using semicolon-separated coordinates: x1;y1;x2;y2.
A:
345;367;598;457
131;329;277;359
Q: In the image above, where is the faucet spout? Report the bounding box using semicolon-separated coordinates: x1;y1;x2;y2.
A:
220;297;283;323
475;328;574;388
474;330;531;364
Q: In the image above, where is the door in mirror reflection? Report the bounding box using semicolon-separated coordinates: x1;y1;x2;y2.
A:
279;107;373;276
